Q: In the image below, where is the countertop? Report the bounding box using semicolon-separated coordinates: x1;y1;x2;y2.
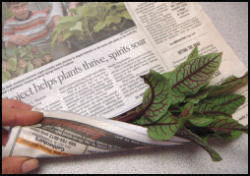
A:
34;2;248;174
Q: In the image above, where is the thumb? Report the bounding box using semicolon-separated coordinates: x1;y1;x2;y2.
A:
2;156;39;174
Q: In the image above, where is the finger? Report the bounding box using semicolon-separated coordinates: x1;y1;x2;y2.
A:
2;99;32;110
2;157;39;174
2;128;9;146
2;108;43;126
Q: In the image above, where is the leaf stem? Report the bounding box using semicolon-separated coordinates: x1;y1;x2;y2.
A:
112;74;155;122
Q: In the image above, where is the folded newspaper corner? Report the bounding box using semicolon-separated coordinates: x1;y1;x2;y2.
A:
3;108;190;158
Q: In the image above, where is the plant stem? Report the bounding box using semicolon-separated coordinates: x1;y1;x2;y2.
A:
112;76;154;122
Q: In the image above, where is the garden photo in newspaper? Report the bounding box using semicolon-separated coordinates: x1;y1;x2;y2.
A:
2;2;72;82
51;2;135;51
2;2;135;82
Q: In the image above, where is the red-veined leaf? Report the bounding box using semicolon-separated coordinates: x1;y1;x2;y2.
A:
194;94;245;117
137;70;172;122
170;52;222;102
207;116;248;133
147;112;183;140
186;46;199;61
207;72;248;97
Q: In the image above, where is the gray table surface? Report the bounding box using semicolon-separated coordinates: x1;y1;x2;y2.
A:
34;2;248;174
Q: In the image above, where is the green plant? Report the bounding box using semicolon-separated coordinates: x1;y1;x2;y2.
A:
112;46;248;161
51;2;133;47
2;46;52;82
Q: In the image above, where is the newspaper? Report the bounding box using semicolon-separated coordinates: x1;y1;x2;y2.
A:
3;109;189;158
2;2;248;158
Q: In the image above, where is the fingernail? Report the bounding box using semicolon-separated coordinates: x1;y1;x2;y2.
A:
22;159;39;173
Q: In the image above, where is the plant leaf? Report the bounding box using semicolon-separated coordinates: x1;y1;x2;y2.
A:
194;94;246;117
69;21;83;32
186;46;199;61
6;47;18;57
51;29;60;47
185;89;209;105
68;8;77;15
170;52;222;100
207;72;248;97
57;16;78;25
105;15;122;26
133;89;152;125
94;21;106;33
19;49;27;58
162;72;171;79
119;11;132;20
115;2;127;11
147;112;183;140
62;31;72;41
206;116;248;133
176;127;222;161
189;116;215;127
76;4;97;17
214;131;243;140
2;71;12;82
8;57;17;71
138;70;172;122
179;102;194;118
27;62;34;72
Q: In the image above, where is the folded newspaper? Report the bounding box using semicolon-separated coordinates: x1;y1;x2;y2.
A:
3;109;189;158
2;2;248;159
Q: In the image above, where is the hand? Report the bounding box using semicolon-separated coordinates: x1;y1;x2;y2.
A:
67;10;76;16
52;15;61;26
68;2;80;16
2;99;43;174
57;34;64;43
8;34;31;46
69;2;80;9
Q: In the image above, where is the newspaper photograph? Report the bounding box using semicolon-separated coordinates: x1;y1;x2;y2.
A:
2;2;135;82
2;2;248;160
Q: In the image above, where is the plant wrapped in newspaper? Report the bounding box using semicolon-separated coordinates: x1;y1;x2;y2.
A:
2;46;52;82
51;2;134;48
112;46;248;161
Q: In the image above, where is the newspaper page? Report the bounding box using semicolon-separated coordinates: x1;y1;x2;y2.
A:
2;2;248;158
